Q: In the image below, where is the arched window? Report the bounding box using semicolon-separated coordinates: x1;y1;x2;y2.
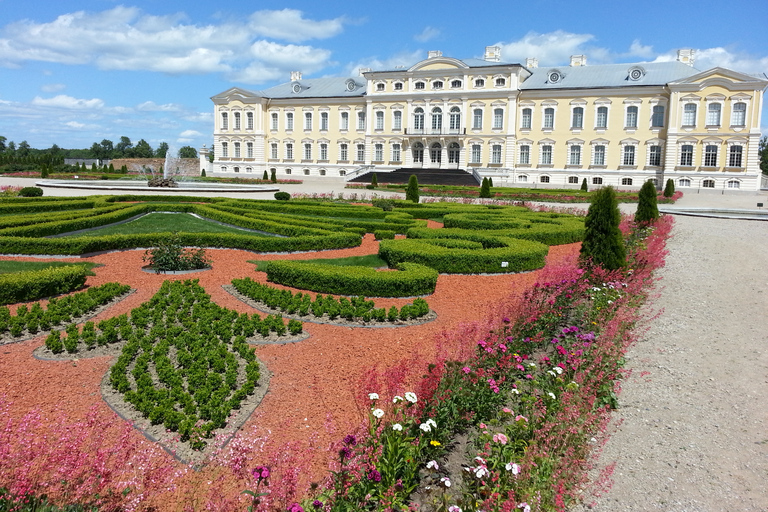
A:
234;112;241;130
571;107;583;129
680;144;694;166
731;102;746;126
728;145;743;167
247;112;254;130
430;142;442;163
449;107;461;131
702;179;715;188
413;142;424;163
221;112;229;130
448;142;460;164
491;144;502;164
543;108;554;129
471;144;482;164
707;103;721;126
683;104;697;126
431;108;442;131
393;111;402;130
413;108;425;131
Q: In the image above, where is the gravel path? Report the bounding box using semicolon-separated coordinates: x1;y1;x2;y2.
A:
574;199;768;511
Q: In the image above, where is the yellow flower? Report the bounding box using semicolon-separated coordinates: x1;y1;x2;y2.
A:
430;440;441;447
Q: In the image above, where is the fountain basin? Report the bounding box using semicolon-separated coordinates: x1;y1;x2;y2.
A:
36;179;279;193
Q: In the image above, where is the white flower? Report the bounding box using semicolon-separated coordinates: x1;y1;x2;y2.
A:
553;366;563;375
419;422;431;432
404;392;417;403
528;362;536;368
547;392;556;400
368;393;379;400
440;476;451;488
392;423;403;431
448;506;462;512
518;503;531;512
426;418;437;429
547;370;556;377
474;456;486;465
511;388;520;395
372;408;384;418
393;395;404;403
505;462;521;475
474;466;488;479
426;460;439;470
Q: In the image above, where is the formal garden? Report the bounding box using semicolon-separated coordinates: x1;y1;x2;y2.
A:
0;186;670;511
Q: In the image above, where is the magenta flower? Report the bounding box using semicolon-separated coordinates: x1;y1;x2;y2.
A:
287;504;305;512
339;446;351;459
367;468;382;482
251;465;270;481
343;434;357;446
312;500;323;509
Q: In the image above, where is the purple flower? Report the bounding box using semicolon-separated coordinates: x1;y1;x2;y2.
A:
367;468;382;482
339;446;352;459
251;465;270;481
312;500;323;509
287;504;305;512
343;434;357;446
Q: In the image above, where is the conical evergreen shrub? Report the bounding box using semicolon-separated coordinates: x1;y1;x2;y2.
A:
663;178;675;198
635;180;659;225
405;175;419;203
479;177;491;198
581;178;588;192
371;173;378;187
263;170;269;180
270;169;277;183
580;186;626;270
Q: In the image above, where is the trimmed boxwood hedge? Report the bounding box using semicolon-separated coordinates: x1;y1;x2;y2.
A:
0;265;89;305
378;236;549;274
260;260;438;297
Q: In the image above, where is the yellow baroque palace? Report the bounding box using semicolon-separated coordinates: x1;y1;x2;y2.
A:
207;47;767;191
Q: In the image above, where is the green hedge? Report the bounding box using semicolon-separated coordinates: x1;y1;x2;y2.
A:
0;200;98;215
0;265;89;306
378;236;548;274
260;260;438;297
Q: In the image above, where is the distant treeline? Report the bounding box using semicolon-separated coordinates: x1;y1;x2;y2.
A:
0;135;201;160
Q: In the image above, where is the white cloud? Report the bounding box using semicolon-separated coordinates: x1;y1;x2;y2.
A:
247;9;346;43
137;101;185;112
179;129;202;137
494;31;595;66
32;95;104;109
0;6;346;83
41;83;66;93
653;47;768;75
344;50;424;77
65;121;86;128
626;39;654;60
414;26;440;43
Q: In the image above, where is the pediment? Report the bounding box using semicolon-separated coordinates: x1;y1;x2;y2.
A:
670;67;768;87
409;57;469;73
211;87;263;104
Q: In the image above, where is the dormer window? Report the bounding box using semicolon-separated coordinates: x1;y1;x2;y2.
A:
432;80;443;90
474;78;485;87
628;66;646;81
414;81;426;90
495;77;506;87
547;71;562;84
394;82;403;91
376;83;385;91
291;83;302;94
345;79;357;92
451;80;462;88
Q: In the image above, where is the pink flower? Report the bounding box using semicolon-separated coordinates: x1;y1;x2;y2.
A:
462;366;471;374
515;415;528;423
493;433;508;445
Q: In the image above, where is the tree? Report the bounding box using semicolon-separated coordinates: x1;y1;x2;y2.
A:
488;177;494;187
90;142;104;160
263;170;269;180
201;168;206;177
635;180;659;225
115;136;133;157
178;146;197;159
100;139;114;160
7;141;16;154
581;178;588;192
270;168;277;182
479;177;491;198
580;186;626;271
405;175;420;203
759;135;768;175
17;141;30;157
0;136;6;153
371;173;378;187
155;142;169;158
133;139;153;158
663;178;675;198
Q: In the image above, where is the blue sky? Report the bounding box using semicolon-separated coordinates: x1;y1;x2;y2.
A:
1;0;766;153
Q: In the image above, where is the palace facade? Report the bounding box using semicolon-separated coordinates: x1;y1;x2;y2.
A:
207;47;767;191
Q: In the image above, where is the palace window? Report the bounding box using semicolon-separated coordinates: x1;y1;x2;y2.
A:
376;111;384;130
357;112;366;130
374;143;383;161
731;102;746;126
473;109;483;129
596;106;608;128
727;180;740;189
593;145;606;166
340;112;349;131
392;143;401;162
286;112;294;131
495;77;506;86
449;107;461;131
568;176;579;184
339;143;348;161
707;103;721;126
451;80;462;88
541;145;552;165
622;146;635;166
625;106;638;128
683;104;697;126
592;177;603;185
247;112;254;130
431;108;443;131
413;142;424;163
356;144;365;161
247;142;253;158
414;81;425;90
234;142;240;158
474;78;485;87
376;83;385;91
679;178;691;187
702;179;715;188
680;145;694;166
285;143;293;160
540;175;550;183
519;145;530;164
728;145;743;167
321;112;329;131
621;178;633;186
393;111;402;130
304;112;312;131
221;142;228;157
234;112;241;130
521;108;532;129
414;108;425;131
649;145;662;166
432;80;443;90
270;143;278;159
651;105;665;127
394;82;403;90
569;145;581;166
491;144;502;164
448;142;460;163
704;145;718;166
470;144;481;164
221;113;228;130
543;108;554;129
571;107;583;129
304;143;312;160
271;113;278;130
493;108;504;129
320;143;328;160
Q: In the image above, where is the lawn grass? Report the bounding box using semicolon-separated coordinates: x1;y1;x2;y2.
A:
0;260;100;275
248;254;387;271
63;212;268;238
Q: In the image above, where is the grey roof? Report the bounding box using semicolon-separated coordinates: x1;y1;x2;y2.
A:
259;76;367;99
521;61;700;90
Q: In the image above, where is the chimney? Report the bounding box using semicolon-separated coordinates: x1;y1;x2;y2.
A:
570;55;587;67
525;57;538;69
676;49;695;66
290;71;302;81
358;67;371;76
484;46;501;62
428;50;443;59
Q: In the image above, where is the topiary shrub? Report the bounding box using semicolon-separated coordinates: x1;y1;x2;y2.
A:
635;180;659;226
581;178;588;192
405;175;420;203
263;170;269;180
580;186;626;270
488;177;494;187
270;169;277;183
371;173;378;187
201;169;206;177
19;187;43;197
274;191;291;201
663;178;675;198
372;198;395;211
479;177;491;198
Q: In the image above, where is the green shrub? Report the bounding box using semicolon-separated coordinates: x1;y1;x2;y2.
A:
581;178;588;192
142;233;210;272
488;177;494;187
405;175;419;203
263;170;269;180
0;266;89;306
479;177;491;198
635;180;659;226
580;186;626;270
372;198;395;211
270;169;277;183
274;191;291;201
201;169;206;177
663;178;675;198
374;229;395;240
371;173;378;187
19;187;43;197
